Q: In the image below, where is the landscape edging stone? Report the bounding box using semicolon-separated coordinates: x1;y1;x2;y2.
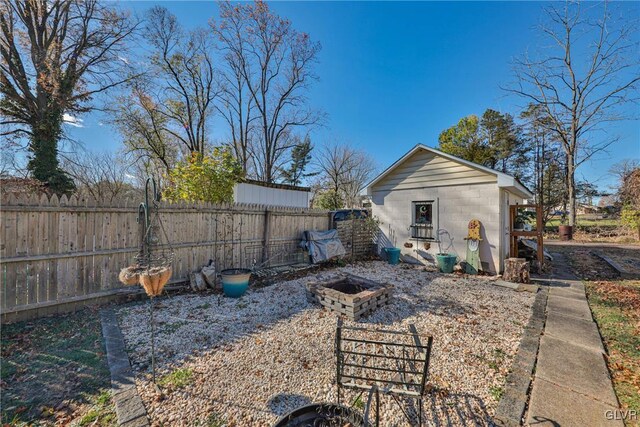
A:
100;308;150;427
494;286;548;427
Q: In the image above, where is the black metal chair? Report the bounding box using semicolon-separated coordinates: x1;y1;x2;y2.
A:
335;319;433;426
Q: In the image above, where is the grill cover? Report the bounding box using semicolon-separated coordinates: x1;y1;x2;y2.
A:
300;229;346;263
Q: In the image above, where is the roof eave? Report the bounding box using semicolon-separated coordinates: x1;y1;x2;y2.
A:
497;175;533;199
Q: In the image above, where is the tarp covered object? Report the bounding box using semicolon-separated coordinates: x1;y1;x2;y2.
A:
300;229;346;263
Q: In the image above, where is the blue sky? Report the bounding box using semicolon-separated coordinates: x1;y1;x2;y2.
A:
69;1;640;191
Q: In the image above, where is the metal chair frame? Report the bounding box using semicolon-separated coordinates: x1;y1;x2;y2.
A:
335;319;433;426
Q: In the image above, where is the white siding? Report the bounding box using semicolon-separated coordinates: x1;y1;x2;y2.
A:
374;149;497;192
233;183;310;208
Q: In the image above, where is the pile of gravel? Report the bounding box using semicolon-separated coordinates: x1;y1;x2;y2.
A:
118;261;534;426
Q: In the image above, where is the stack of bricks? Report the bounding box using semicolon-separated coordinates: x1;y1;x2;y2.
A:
306;274;393;321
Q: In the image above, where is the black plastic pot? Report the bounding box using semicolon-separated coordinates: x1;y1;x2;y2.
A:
273;403;364;427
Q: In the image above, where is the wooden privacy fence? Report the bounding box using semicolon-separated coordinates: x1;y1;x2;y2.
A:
0;193;330;321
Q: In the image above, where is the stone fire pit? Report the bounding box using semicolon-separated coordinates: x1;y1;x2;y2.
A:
306;273;393;320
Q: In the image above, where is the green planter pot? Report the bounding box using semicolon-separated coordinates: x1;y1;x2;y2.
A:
436;253;457;273
384;247;401;265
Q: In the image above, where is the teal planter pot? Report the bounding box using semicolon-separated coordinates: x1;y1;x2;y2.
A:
384;247;401;265
221;268;251;298
436;253;457;273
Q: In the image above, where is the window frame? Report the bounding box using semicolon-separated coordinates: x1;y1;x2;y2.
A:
410;199;438;240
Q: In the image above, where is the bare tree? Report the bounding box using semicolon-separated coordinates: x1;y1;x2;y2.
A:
112;82;179;177
140;7;218;155
609;159;640;185
604;158;640;208
0;146;28;178
0;0;138;193
341;150;377;208
214;1;322;182
62;150;140;202
214;19;257;175
506;1;640;227
111;6;217;177
520;103;567;224
315;142;376;209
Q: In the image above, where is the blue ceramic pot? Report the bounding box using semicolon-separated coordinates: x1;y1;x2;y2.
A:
220;268;251;298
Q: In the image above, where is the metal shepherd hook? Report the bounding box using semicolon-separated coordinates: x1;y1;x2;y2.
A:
137;178;162;383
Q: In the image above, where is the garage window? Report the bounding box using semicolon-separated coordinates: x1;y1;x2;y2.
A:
411;200;437;240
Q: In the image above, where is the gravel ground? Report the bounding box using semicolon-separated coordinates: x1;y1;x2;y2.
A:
117;261;535;426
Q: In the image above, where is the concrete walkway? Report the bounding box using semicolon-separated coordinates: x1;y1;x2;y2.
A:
526;253;623;427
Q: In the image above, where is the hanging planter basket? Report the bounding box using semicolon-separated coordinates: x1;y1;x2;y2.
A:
139;266;173;297
119;265;143;286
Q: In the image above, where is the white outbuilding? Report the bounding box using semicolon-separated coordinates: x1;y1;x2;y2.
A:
234;179;311;208
365;144;533;273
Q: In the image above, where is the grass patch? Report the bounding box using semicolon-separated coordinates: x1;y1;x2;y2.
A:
586;280;640;426
352;395;365;410
158;367;194;389
0;308;113;425
476;348;506;372
78;391;116;426
489;385;503;401
196;303;212;310
194;412;226;427
546;217;621;227
162;320;189;334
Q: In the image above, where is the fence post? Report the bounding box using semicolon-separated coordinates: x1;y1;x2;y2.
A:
262;209;272;265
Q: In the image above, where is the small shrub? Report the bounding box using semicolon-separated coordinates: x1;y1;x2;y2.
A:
164;149;243;204
620;204;640;240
